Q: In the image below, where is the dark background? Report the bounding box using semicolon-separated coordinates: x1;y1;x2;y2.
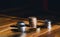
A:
49;0;60;12
0;0;46;17
0;0;60;21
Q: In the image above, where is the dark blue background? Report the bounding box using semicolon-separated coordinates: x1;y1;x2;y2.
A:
0;0;60;20
0;0;43;17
